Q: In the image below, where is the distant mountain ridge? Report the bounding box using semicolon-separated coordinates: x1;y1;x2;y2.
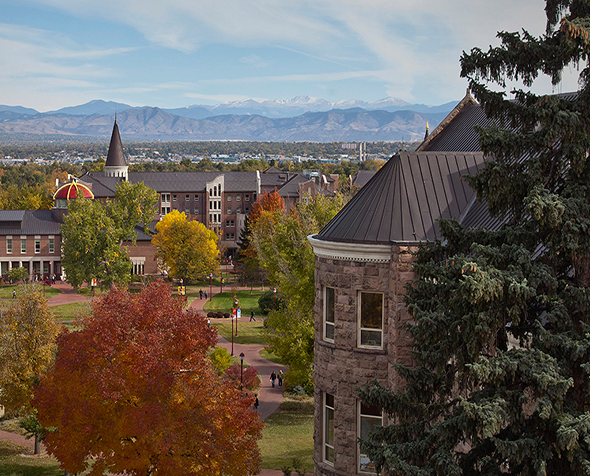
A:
0;95;457;120
0;106;445;142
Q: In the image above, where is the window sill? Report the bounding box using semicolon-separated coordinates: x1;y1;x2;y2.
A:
353;347;386;355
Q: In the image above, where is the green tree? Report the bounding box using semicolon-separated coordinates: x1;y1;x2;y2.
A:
7;266;28;283
152;210;220;281
359;2;590;475
0;285;58;454
61;182;158;289
252;194;345;389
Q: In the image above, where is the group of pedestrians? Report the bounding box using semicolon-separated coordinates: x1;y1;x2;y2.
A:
199;289;208;300
269;370;284;388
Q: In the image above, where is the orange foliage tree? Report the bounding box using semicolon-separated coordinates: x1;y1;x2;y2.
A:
34;282;262;476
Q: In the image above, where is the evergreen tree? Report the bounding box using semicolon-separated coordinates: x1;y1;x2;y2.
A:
359;2;590;475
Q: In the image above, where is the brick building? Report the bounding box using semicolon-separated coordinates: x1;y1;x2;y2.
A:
309;90;498;475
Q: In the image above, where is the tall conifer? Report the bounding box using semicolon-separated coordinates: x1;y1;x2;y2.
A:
359;2;590;474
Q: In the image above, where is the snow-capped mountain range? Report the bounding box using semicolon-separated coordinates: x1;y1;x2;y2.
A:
0;96;456;120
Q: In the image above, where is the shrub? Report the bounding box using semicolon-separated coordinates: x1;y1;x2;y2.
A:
225;364;261;391
208;346;232;375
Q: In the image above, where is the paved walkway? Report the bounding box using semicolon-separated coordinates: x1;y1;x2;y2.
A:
1;282;294;475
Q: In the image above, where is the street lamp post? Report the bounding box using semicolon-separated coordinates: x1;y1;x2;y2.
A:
273;287;277;311
239;352;245;392
234;298;239;337
209;273;213;301
231;314;234;356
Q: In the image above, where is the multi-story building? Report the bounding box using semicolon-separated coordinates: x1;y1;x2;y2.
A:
308;90;499;476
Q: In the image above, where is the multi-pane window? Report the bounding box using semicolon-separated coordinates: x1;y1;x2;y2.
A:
236;194;241;201
358;292;384;348
245;194;250;201
324;393;335;465
226;220;235;227
173;194;177;201
358;402;382;473
194;208;199;214
225;233;235;240
236;207;241;214
49;237;54;253
195;195;199;201
324;287;335;342
227;208;232;215
185;194;190;201
6;237;12;254
161;193;170;203
35;238;40;254
20;237;26;253
161;206;171;215
227;195;232;201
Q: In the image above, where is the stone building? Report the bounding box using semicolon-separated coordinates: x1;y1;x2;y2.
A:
309;91;495;475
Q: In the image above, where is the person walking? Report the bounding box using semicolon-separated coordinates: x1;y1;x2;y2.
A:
12;289;16;299
250;310;255;321
254;394;259;411
270;371;276;388
199;289;203;300
278;370;284;388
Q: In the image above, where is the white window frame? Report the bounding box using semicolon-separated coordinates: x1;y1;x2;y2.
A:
225;233;235;240
161;206;171;215
161;193;170;203
236;194;241;201
245;194;250;201
357;292;384;349
236;207;241;214
324;286;335;343
227;208;232;215
226;220;235;227
173;194;177;201
185;194;190;201
6;236;12;254
34;236;41;254
194;208;199;214
20;236;26;254
195;195;199;201
227;195;232;201
358;401;382;474
49;236;55;253
324;393;335;466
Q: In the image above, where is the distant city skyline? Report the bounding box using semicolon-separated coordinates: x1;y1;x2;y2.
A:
1;0;582;112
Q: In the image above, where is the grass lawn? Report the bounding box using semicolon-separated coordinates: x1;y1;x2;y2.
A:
259;395;314;472
203;290;265;315
0;285;61;300
0;440;64;476
212;320;267;345
50;302;91;322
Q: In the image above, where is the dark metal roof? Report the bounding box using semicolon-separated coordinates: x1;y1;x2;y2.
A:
105;121;127;167
83;171;259;196
420;103;492;152
0;210;62;235
352;170;377;188
316;152;486;244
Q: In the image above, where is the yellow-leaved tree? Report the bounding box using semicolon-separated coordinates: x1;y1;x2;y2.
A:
0;284;59;453
153;210;220;281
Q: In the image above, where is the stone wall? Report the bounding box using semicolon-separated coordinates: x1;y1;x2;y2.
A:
313;244;418;476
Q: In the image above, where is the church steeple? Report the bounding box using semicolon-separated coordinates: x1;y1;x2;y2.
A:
104;120;128;180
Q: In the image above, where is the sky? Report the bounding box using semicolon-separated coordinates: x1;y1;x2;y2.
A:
0;0;583;112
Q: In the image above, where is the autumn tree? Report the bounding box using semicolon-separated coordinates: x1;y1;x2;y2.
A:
61;181;158;289
152;210;220;281
34;282;262;476
359;2;590;475
0;285;58;453
7;266;28;283
252;194;345;389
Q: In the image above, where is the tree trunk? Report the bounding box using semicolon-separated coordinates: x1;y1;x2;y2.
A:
34;434;40;455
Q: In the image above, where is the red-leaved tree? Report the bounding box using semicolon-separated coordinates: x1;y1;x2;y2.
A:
34;282;262;476
225;364;261;391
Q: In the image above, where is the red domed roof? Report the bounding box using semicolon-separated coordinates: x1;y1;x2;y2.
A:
53;182;94;200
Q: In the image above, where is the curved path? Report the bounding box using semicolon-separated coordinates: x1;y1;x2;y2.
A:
1;282;293;475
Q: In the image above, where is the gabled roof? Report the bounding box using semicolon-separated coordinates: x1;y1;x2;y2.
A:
417;90;482;152
316;151;486;244
105;121;127;167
